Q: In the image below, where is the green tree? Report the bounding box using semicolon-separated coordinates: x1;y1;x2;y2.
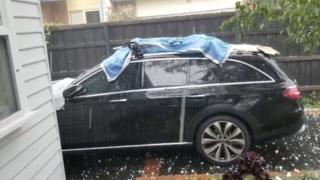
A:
220;0;320;53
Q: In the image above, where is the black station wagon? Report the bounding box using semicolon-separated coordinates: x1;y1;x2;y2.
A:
57;50;305;165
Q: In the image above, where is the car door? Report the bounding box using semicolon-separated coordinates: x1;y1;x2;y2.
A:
140;58;189;143
57;93;92;149
77;62;144;147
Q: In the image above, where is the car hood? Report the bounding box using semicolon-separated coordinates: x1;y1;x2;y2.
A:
51;78;75;110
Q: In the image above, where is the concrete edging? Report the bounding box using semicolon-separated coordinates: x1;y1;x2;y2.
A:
304;108;320;115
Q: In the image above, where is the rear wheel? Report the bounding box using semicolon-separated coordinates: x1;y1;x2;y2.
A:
195;115;251;166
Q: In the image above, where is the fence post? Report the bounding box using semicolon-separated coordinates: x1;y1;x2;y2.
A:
103;23;112;57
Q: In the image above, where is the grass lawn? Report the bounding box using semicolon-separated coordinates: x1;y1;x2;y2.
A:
138;171;320;180
302;93;320;109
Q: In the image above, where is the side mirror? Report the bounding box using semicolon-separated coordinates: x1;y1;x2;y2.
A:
63;85;84;99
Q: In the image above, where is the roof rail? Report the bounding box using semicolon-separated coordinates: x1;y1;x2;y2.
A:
232;44;280;55
128;42;144;59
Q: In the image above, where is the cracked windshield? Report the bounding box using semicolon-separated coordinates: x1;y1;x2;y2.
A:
0;0;320;180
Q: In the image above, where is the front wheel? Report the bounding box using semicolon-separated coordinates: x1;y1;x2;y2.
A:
195;115;252;166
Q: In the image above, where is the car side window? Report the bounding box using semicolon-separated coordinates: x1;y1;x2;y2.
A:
188;59;271;85
217;60;271;82
80;63;141;95
143;59;188;88
189;59;219;84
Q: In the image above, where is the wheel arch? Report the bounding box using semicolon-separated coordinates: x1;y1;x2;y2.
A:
188;104;258;143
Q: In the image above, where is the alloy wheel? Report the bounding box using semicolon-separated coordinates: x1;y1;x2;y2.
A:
200;121;246;162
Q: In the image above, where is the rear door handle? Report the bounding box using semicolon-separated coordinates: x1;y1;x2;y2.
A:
187;94;206;98
109;99;127;102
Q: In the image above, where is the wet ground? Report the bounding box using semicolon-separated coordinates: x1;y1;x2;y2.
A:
64;115;320;180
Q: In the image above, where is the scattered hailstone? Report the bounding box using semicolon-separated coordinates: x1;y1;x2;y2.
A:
98;160;101;163
278;166;283;171
275;150;279;154
286;172;292;177
200;162;204;165
191;169;195;173
180;170;184;174
275;176;282;180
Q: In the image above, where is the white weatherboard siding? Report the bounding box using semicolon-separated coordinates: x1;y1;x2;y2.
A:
136;0;238;17
0;0;65;179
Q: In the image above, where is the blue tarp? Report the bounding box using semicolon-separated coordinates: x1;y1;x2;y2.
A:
101;34;233;81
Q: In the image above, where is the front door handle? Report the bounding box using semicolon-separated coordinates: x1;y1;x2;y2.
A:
187;94;206;98
109;99;127;103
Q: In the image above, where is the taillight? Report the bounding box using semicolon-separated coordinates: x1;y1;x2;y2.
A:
282;86;302;100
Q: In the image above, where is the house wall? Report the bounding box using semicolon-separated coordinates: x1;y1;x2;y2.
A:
135;0;239;17
110;0;136;15
67;0;99;11
0;0;65;179
41;0;69;24
66;0;100;24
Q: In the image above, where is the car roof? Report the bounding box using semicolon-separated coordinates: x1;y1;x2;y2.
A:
130;44;278;61
73;49;272;84
131;50;265;61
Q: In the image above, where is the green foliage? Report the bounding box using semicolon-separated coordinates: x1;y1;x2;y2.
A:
302;93;320;108
44;23;61;46
220;0;320;53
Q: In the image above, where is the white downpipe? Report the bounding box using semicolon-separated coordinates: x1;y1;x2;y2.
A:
99;0;105;22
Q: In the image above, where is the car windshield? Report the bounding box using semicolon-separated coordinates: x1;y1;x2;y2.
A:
72;64;101;84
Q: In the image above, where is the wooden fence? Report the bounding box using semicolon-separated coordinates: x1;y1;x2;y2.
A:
48;12;320;88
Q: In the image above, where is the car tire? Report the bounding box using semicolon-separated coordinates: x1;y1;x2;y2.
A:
195;115;251;166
